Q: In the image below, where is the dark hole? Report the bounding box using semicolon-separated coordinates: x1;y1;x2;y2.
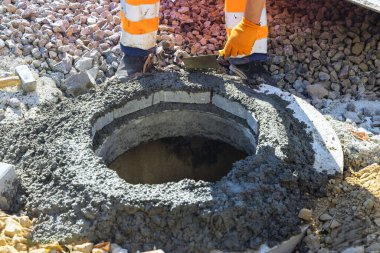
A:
109;136;247;184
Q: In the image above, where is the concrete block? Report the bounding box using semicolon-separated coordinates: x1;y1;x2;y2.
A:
152;91;162;105
246;111;259;135
113;94;153;119
212;94;247;119
0;162;17;211
161;91;210;104
96;112;114;131
15;65;36;92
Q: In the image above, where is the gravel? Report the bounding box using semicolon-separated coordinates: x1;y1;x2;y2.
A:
0;0;378;106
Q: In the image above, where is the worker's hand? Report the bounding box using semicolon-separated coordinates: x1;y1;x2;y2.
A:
219;17;266;58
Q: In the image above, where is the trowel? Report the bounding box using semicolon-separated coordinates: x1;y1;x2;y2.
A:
183;55;276;86
182;55;225;70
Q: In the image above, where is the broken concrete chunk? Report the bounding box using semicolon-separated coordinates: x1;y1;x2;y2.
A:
14;65;36;92
63;72;95;97
0;162;17;211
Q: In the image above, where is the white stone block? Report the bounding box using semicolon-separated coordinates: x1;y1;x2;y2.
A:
113;94;153;119
15;65;36;92
212;94;247;119
0;162;17;211
152;91;161;105
160;91;210;104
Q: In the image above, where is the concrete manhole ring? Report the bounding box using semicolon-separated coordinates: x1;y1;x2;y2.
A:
0;71;343;253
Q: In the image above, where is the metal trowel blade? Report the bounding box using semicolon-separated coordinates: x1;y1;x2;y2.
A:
183;55;221;70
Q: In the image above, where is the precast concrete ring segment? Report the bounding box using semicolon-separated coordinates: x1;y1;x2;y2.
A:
0;71;343;253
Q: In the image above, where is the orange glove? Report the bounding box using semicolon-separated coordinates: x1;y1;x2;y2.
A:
220;17;266;58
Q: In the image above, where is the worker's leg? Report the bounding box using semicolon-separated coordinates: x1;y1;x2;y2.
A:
117;0;160;79
224;0;268;64
120;0;160;56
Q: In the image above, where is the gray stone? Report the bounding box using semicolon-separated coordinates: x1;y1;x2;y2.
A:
319;213;333;221
15;65;37;92
372;116;380;127
304;235;320;252
344;111;361;124
63;72;95;97
352;42;364;56
366;243;380;252
293;80;304;92
306;84;329;99
346;103;356;112
53;55;72;74
49;72;65;87
298;208;313;221
338;65;349;79
285;73;297;83
329;220;341;229
75;57;93;72
7;98;20;108
0;162;17;211
374;218;380;227
0;39;5;49
0;109;4;121
341;246;364;253
318;72;330;81
86;67;98;85
31;48;41;59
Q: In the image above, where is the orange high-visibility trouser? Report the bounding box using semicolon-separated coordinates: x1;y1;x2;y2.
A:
120;0;268;57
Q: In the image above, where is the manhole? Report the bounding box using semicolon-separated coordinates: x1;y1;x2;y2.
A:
109;136;247;184
0;72;344;253
92;91;258;185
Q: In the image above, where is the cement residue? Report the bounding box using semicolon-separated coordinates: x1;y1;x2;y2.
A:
0;71;332;252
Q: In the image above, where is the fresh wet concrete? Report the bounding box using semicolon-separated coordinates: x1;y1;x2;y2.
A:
0;71;342;252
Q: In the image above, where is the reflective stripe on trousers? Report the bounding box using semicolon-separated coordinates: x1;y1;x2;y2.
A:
120;0;160;50
120;0;268;58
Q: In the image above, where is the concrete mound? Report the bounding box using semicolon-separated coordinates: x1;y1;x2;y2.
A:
0;71;343;252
